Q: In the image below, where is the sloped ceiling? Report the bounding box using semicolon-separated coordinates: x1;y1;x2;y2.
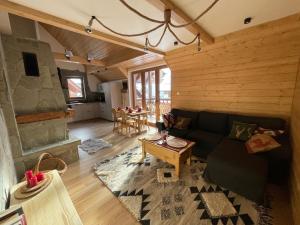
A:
41;23;144;66
87;66;126;82
7;0;300;51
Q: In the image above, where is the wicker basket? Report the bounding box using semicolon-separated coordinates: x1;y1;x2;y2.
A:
34;152;67;175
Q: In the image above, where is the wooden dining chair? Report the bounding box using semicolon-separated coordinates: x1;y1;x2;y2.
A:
112;108;122;132
137;111;150;131
120;109;137;136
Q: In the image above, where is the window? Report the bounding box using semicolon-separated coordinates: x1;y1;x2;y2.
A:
67;77;85;99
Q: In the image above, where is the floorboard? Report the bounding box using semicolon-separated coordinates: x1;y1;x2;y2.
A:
63;119;293;225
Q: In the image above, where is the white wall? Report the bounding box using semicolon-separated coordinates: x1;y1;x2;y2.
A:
0;12;12;35
87;74;100;92
110;81;123;108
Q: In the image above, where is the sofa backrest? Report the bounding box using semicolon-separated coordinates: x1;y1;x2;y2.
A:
227;114;286;134
171;108;198;129
169;108;287;136
197;111;228;134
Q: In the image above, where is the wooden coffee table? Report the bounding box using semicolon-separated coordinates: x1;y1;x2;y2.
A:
139;136;195;177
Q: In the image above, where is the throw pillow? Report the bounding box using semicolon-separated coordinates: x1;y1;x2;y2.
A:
162;113;175;128
174;117;192;129
229;121;257;141
254;127;285;137
246;134;281;154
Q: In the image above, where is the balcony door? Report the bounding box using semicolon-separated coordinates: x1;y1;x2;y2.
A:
132;66;171;124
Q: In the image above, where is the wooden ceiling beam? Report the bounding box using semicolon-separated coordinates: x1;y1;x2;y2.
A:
53;52;105;67
85;65;101;75
117;66;128;78
146;0;214;44
0;0;165;55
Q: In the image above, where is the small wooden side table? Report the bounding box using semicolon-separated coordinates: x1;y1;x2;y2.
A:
10;170;82;225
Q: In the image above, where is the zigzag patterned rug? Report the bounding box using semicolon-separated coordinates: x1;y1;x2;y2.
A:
93;146;272;225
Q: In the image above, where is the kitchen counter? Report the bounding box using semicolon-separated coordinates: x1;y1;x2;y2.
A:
67;102;102;122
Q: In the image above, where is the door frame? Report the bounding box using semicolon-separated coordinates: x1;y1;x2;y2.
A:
131;65;170;123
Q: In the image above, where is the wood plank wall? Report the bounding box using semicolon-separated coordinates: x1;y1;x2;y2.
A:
291;61;300;224
166;13;300;119
165;13;300;224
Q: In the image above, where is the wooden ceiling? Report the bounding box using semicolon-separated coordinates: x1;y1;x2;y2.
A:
41;23;166;81
27;6;167;82
117;54;164;70
87;66;127;82
41;23;144;66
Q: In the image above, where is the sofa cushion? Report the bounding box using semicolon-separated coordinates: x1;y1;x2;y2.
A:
168;128;189;139
174;116;192;129
246;134;281;154
186;130;224;159
204;138;268;204
228;121;257;141
171;108;198;129
197;111;228;134
227;114;286;135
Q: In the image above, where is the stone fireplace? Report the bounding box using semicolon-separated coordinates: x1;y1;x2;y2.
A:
0;33;80;178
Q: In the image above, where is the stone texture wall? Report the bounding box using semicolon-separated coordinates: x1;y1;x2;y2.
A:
0;34;68;151
0;35;23;158
0;50;16;212
0;108;16;211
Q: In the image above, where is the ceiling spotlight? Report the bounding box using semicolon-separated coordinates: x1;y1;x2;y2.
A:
85;16;96;34
244;17;252;24
64;49;73;60
87;52;95;62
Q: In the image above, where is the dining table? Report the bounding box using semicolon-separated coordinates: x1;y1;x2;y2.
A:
125;109;149;134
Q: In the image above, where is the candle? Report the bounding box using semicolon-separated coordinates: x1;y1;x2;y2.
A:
36;172;45;182
29;176;38;187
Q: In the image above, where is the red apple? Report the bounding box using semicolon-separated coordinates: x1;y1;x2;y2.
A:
29;176;38;187
36;172;45;182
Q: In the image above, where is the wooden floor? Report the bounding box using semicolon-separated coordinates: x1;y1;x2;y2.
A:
63;119;293;225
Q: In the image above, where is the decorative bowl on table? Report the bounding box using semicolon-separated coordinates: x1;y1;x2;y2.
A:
14;173;53;199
